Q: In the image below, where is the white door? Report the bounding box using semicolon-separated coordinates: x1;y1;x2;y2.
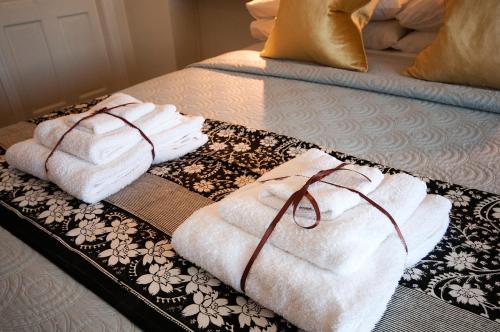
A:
0;0;127;126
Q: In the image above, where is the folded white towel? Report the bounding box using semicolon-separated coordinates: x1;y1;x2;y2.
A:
404;194;451;267
66;93;155;134
153;132;208;165
35;105;182;165
6;139;152;203
151;116;206;164
258;149;384;220
172;207;397;331
6;117;208;203
172;194;449;332
219;173;427;274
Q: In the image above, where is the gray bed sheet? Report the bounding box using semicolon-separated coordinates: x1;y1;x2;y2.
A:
129;49;500;193
1;49;499;331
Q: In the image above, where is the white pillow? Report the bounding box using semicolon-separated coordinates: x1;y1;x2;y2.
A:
396;0;445;31
393;31;438;53
363;20;408;50
246;0;279;20
250;19;275;41
372;0;409;21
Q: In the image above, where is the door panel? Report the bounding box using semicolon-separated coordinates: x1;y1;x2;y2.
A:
58;11;109;100
0;0;123;123
3;20;66;114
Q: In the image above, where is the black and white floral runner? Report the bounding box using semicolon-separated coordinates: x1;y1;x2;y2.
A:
0;98;497;331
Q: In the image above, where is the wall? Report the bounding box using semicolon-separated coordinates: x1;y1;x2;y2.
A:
122;0;254;84
169;0;202;69
198;0;254;59
123;0;177;84
122;0;201;84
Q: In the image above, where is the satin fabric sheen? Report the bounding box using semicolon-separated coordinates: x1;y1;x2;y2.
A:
405;0;500;90
261;0;379;72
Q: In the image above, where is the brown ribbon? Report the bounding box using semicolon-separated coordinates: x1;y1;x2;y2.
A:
44;102;156;174
260;166;372;229
240;163;408;292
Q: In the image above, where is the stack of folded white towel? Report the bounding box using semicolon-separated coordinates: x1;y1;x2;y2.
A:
172;148;451;332
6;93;208;203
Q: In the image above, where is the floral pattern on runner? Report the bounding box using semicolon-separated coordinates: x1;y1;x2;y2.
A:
1;97;495;328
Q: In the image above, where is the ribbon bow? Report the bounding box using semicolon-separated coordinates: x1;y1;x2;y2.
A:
240;162;408;292
44;102;156;173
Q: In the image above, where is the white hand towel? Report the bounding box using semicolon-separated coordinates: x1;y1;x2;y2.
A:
172;205;405;332
6;139;152;203
6;116;208;203
153;132;208;165
151;115;207;164
218;173;427;274
34;105;181;165
66;93;155;134
404;194;451;267
258;149;384;220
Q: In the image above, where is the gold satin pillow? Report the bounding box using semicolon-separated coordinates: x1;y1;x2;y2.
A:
261;0;379;72
404;0;500;90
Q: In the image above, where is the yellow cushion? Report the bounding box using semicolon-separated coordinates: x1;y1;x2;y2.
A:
404;0;500;90
261;0;379;72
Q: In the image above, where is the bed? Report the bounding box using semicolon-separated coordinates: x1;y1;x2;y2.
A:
0;46;498;331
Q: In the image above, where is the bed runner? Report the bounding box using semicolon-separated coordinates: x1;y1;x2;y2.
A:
0;98;498;331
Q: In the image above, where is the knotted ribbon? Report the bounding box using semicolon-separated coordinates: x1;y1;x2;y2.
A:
44;102;156;174
240;163;408;292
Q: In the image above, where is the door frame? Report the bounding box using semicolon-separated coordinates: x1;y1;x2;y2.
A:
0;43;24;119
95;0;136;91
